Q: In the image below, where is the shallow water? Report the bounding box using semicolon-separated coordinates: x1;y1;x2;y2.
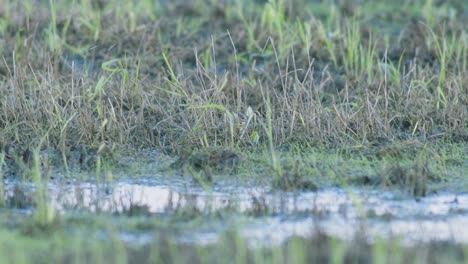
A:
4;178;468;246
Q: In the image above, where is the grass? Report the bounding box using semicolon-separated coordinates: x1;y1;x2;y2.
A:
0;208;466;264
0;0;467;263
0;0;466;154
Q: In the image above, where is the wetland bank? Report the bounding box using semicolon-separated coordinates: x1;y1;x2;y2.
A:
0;0;467;263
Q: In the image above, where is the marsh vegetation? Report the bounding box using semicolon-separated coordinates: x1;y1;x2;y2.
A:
0;0;467;263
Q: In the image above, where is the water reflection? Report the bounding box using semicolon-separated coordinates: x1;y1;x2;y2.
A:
4;179;468;245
